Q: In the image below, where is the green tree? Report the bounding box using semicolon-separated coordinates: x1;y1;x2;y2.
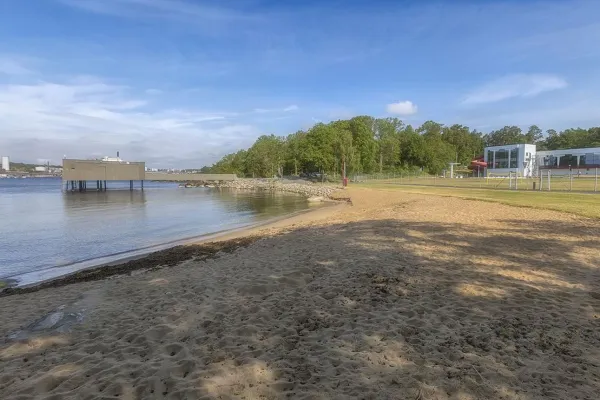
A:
441;124;483;165
348;116;377;173
525;125;543;144
418;121;455;174
245;135;285;177
374;118;404;172
284;130;306;176
484;126;525;146
299;123;336;176
399;125;426;168
201;116;600;179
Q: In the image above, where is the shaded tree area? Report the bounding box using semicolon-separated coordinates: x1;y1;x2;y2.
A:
203;117;600;177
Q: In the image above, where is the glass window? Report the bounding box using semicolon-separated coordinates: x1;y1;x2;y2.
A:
509;147;519;168
487;150;494;169
580;154;588;166
544;155;557;167
495;149;509;169
559;154;577;168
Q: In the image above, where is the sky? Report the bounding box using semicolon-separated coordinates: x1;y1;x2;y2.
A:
1;0;600;167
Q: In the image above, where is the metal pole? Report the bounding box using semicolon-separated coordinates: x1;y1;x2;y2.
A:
547;170;551;191
515;171;518;190
141;180;144;191
570;168;573;191
595;168;598;192
509;172;512;190
539;172;543;191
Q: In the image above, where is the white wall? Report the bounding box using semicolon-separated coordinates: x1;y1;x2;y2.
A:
484;144;535;177
537;147;600;176
1;156;9;171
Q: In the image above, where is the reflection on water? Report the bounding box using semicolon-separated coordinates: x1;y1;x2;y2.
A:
0;178;313;285
63;190;147;210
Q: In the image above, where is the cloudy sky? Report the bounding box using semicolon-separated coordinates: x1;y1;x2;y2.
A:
1;0;600;167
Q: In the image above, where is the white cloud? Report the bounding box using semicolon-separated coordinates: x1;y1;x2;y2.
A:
0;56;33;75
59;0;259;24
253;105;298;114
0;77;259;167
462;74;568;105
386;101;418;116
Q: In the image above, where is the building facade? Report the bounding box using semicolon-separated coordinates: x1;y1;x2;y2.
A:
484;144;600;177
484;144;536;177
1;156;9;171
62;159;145;181
536;147;600;176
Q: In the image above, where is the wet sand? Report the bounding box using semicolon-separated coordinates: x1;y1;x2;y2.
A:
1;187;599;399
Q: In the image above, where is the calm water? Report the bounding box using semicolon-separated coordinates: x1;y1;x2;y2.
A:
0;178;313;286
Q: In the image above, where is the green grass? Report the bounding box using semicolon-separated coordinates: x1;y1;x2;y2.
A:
360;175;600;192
358;183;600;219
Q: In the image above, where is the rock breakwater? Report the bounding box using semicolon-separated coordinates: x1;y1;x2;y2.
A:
214;179;340;198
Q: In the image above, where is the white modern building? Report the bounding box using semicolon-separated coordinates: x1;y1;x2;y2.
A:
536;147;600;176
484;144;600;177
1;156;9;171
484;144;536;177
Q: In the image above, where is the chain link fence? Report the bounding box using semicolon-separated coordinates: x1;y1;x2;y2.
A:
350;168;600;192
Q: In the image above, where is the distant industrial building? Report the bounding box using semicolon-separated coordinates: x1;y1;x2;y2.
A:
34;166;47;172
62;157;146;191
484;144;600;177
63;158;145;181
1;156;9;171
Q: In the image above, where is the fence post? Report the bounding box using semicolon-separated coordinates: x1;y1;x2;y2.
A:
595;168;598;192
547;169;551;191
570;168;573;191
539;172;543;191
515;171;518;190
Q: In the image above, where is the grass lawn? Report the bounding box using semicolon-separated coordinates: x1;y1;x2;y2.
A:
360;176;599;191
358;183;600;219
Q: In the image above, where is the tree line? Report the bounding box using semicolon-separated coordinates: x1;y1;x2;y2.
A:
201;116;600;177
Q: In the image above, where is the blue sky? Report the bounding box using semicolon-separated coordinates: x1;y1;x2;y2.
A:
1;0;600;167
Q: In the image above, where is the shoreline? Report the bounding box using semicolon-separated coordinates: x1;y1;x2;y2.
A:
2;187;599;399
0;200;346;297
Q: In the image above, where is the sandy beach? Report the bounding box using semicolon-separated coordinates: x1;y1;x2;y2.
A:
1;187;599;399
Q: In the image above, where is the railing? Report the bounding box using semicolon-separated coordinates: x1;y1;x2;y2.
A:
350;169;600;192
